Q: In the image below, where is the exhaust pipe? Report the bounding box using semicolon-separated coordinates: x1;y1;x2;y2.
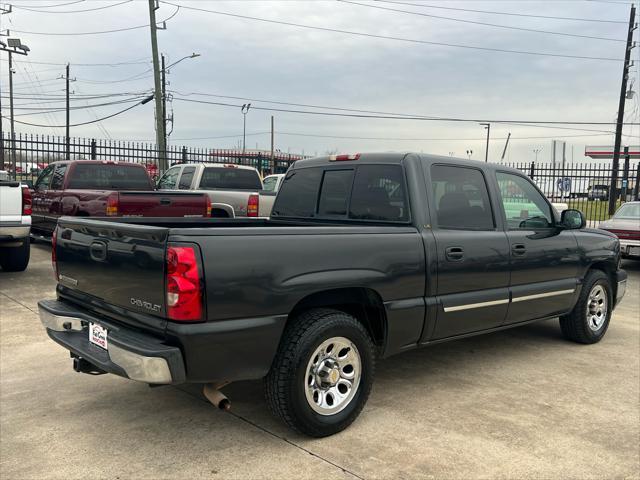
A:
203;382;231;411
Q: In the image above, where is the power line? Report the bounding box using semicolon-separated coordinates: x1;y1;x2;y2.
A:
10;5;179;35
160;1;623;62
340;0;626;42
74;68;153;84
372;0;629;24
2;96;152;127
13;0;133;14
11;96;148;115
0;58;150;67
12;1;85;8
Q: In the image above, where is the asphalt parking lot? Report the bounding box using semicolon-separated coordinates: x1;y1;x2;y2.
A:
1;244;639;479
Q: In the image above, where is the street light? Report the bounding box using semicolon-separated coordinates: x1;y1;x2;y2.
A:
533;147;543;162
241;103;251;158
164;52;200;71
466;149;473;159
0;36;29;178
480;122;490;162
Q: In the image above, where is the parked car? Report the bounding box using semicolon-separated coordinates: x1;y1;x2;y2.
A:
599;201;640;258
258;173;286;217
30;160;214;237
588;187;609;201
39;153;627;437
0;179;32;271
157;163;261;217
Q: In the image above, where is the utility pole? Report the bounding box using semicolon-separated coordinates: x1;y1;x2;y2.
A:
9;51;15;176
609;3;636;216
480;123;490;162
270;115;274;173
161;54;167;149
148;0;167;171
0;4;11;170
65;63;70;158
500;132;511;161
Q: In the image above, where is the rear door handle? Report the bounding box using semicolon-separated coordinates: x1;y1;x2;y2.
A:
445;246;464;261
160;198;171;205
512;243;526;255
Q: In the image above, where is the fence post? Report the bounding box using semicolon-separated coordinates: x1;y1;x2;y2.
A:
529;161;535;179
90;139;97;160
620;150;630;202
181;146;187;164
633;163;640;201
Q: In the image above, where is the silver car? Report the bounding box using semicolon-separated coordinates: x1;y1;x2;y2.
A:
600;201;640;258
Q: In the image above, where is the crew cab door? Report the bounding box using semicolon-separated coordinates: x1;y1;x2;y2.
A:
494;171;580;324
32;164;55;232
427;164;510;339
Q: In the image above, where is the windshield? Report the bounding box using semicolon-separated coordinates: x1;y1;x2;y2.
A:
263;176;278;192
67;164;152;190
614;203;640;219
199;167;262;190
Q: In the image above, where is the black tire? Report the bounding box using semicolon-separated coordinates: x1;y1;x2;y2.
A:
265;308;375;437
560;270;612;344
0;240;30;272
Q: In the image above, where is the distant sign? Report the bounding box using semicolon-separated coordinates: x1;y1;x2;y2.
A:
557;177;572;192
585;146;640;159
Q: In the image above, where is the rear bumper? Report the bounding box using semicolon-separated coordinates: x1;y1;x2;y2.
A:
0;223;30;242
619;240;640;257
38;299;185;384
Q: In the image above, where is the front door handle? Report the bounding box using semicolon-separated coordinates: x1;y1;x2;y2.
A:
512;243;526;256
159;198;171;205
445;246;464;261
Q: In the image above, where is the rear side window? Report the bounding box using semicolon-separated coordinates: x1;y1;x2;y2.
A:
272;168;323;217
178;166;195;189
349;165;408;222
50;164;67;190
430;165;494;230
318;170;354;217
68;164;152;190
199;167;262;190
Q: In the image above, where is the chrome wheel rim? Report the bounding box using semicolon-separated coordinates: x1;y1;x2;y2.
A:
304;336;362;416
587;285;608;331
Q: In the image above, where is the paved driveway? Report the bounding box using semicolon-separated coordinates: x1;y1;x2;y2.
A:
1;244;639;479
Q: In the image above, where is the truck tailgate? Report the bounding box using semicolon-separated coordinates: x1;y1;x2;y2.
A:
118;191;209;217
55;217;168;319
0;181;22;219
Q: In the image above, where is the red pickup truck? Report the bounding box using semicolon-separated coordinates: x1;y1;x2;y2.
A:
31;160;212;236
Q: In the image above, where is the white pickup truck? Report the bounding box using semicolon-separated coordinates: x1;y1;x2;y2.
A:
157;163;263;217
0;179;32;271
258;173;286;217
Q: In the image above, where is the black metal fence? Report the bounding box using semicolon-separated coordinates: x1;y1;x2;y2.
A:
1;132;638;223
501;160;640;223
0;132;306;181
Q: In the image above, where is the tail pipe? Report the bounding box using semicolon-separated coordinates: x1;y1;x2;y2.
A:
203;382;231;411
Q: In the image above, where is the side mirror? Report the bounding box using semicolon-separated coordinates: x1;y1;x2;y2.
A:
561;209;585;229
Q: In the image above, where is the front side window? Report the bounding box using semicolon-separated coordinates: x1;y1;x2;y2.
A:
430;165;494;230
318;170;354;217
178;166;195;190
496;172;553;229
50;164;67;190
262;176;278;192
35;165;55;190
157;166;181;190
349;165;408;222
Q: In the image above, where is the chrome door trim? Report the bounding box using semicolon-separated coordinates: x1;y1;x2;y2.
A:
443;298;509;313
511;288;575;303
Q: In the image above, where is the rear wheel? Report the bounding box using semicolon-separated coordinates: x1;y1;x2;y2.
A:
0;240;30;272
265;308;375;437
560;270;612;344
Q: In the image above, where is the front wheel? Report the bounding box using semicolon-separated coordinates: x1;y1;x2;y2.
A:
265;308;375;437
560;270;612;344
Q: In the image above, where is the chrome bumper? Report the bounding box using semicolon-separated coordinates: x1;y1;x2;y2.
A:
0;225;30;239
38;303;178;384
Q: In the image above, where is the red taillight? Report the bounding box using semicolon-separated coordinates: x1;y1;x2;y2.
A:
52;228;58;281
21;186;32;215
205;195;212;217
166;245;204;322
247;194;259;217
329;153;361;162
605;229;640;241
106;193;118;216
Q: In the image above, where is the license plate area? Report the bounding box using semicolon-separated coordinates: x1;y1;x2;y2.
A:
89;323;108;350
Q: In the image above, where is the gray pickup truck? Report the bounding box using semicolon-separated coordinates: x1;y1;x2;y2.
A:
39;153;627;437
157;163;262;218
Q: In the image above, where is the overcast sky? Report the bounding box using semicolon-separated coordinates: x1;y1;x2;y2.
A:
0;0;638;163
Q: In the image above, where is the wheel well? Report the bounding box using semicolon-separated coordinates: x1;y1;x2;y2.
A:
211;208;230;218
589;261;617;298
289;288;387;349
